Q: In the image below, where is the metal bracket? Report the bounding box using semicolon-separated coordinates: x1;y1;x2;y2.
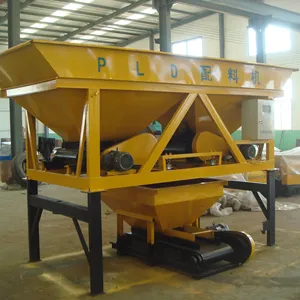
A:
153;0;174;11
249;16;271;30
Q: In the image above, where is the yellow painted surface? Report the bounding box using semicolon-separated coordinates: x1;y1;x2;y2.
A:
139;93;197;173
192;131;229;159
282;174;300;185
0;40;295;89
86;89;101;178
0;40;295;143
248;171;267;183
102;181;225;232
102;133;157;166
0;41;294;194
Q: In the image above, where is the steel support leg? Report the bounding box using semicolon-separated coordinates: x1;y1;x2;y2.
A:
266;170;276;246
88;192;104;296
27;180;40;262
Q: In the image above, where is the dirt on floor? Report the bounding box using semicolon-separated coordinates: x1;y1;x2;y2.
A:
1;184;300;300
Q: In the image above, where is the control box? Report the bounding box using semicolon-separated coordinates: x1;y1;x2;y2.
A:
242;99;274;140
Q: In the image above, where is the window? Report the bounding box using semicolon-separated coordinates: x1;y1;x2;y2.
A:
274;79;292;130
172;37;203;57
248;25;291;56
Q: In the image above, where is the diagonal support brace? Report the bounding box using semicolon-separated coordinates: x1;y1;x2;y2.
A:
139;93;197;173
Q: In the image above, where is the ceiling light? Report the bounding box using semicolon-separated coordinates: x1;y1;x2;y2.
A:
102;25;119;31
52;10;70;17
102;27;113;31
114;20;131;26
63;3;83;10
141;8;156;14
75;0;95;3
91;30;106;35
31;23;48;29
20;34;28;38
22;28;37;34
70;40;84;43
40;17;58;23
127;13;144;20
80;35;95;40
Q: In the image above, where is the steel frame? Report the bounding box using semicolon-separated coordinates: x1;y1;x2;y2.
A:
1;0;299;48
27;179;104;296
14;79;276;192
225;170;276;246
179;0;300;31
15;77;279;295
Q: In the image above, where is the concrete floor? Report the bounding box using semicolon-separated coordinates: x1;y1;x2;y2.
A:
1;184;300;300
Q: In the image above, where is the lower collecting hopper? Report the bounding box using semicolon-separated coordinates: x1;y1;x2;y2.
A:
103;180;225;232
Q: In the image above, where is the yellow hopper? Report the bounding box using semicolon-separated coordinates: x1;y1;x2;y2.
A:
0;40;296;279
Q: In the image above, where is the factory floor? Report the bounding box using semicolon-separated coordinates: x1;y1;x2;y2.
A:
1;184;300;300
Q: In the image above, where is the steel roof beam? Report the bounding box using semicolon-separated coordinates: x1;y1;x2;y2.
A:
177;0;255;18
20;18;78;29
211;0;300;25
29;3;159;27
178;0;300;30
98;23;150;32
17;11;151;34
113;0;197;16
0;0;35;25
0;25;129;40
117;10;215;47
18;10;88;23
57;0;149;41
53;0;181;21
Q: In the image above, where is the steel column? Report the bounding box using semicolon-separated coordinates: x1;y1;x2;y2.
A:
249;17;267;63
44;126;49;138
27;180;40;262
88;192;104;296
219;13;225;58
8;0;23;157
149;32;155;50
266;170;276;246
153;0;173;52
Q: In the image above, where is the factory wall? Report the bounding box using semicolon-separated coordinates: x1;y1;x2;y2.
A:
0;99;44;140
127;13;300;150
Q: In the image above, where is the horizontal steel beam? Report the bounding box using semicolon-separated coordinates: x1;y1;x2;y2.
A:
29;195;89;223
177;0;256;18
112;0;197;15
211;0;300;25
29;3;159;26
55;0;182;21
225;181;268;196
57;0;149;41
117;10;215;47
179;0;300;30
0;0;35;25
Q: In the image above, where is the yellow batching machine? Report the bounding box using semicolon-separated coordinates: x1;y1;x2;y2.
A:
0;40;296;295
